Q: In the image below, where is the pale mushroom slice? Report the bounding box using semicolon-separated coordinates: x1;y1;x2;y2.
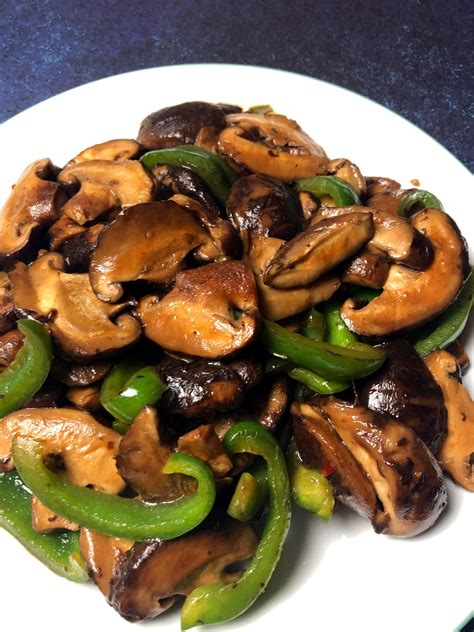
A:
327;158;366;198
218;112;328;181
58;159;154;224
66;385;101;412
138;260;260;358
31;495;79;533
89;201;210;302
0;158;65;260
65;139;142;167
425;349;474;491
0;407;124;493
80;528;134;596
9;252;141;360
177;424;233;478
263;212;374;289
341;209;470;336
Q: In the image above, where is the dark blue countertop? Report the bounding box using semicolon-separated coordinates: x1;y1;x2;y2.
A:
1;0;472;170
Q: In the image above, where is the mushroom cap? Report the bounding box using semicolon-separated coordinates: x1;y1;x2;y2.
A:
425;349;474;491
89;201;211;302
0;407;124;493
341;208;470;336
0;158;63;259
9;252;141;360
138;260;260;358
65;139;141;166
80;528;134;596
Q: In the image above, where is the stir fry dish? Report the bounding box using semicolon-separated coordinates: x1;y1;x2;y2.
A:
0;100;472;628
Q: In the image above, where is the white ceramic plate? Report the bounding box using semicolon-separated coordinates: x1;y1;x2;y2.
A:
0;65;472;632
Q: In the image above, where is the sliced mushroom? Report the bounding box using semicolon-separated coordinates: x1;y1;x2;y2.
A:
317;397;447;536
10;252;141;360
0;407;124;493
0;328;24;367
65;139;141;166
116;406;193;502
425;349;474;491
228;356;265;389
341;247;391;288
226;173;303;241
366;187;407;214
292;402;377;519
137;101;228;149
58;160;154;224
153;164;221;216
257;376;289;431
108;520;258;622
263;212;374;289
218;112;328;181
327;158;366;198
24;379;65;409
0;272;15;334
48;215;86;250
365;176;401;197
446;339;471;374
31;495;79;533
159;359;245;419
50;358;113;387
89;201;210;302
138;261;260;358
358;339;447;453
66;385;101;412
177;424;233;478
0;159;65;260
80;528;134;596
62;223;105;272
341;209;469;336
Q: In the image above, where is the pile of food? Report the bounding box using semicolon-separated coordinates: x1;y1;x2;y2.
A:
0;100;472;628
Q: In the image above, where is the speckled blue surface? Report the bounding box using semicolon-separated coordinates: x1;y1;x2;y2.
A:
1;0;472;170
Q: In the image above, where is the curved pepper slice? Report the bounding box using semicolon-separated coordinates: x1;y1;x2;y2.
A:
413;269;473;357
323;296;359;347
288;367;349;395
0;471;87;582
286;440;334;522
227;459;268;522
295;175;360;206
181;420;291;629
0;319;53;418
140;145;237;203
261;320;386;381
397;189;444;216
100;360;167;433
302;307;326;341
12;436;216;541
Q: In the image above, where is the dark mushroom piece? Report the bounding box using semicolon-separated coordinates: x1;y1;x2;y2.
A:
366;187;407;214
0;272;15;334
62;224;105;273
341;209;470;336
89;201;210;302
358;339;447;454
257;375;289;431
153;164;221;215
425;349;474;491
137;101;229;149
108;520;258;622
50;358;113;387
80;528;134;596
0;328;24;367
9;252;141;360
341;247;391;288
48;215;86;250
365;176;401;197
138;260;260;358
177;424;233;478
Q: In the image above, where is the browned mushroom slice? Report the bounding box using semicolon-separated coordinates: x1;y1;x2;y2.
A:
153;164;221;216
263;212;374;289
139;261;260;358
228;356;265;389
0;328;24;367
0;407;124;493
298;190;319;220
0;272;15;334
116;406;193;502
425;349;474;491
365;176;401;197
177;424;233;477
80;528;134;596
226;173;303;241
218;112;328;181
62;223;105;273
446;339;470;374
159;359;245;419
108;521;258;622
292;402;377;519
50;358;113;387
9;252;141;360
65;139;141;166
0;158;65;260
89;201;210;302
137;101;228;149
31;495;79;533
317;397;447;536
328;158;366;198
66;385;101;412
58;160;154;224
366;187;407;214
341;209;469;336
341;247;391;288
257;376;289;431
48;215;86;250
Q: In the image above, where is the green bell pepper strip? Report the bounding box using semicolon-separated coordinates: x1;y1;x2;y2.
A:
323;297;359;347
286;440;334;522
413;269;473;357
302;307;326;341
0;471;87;582
0;319;53;419
12;435;216;541
181;420;291;629
100;360;167;433
227;459;268;522
397;189;444;217
140;145;237;203
261;320;386;381
295;175;361;206
265;356;292;374
288;367;350;395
